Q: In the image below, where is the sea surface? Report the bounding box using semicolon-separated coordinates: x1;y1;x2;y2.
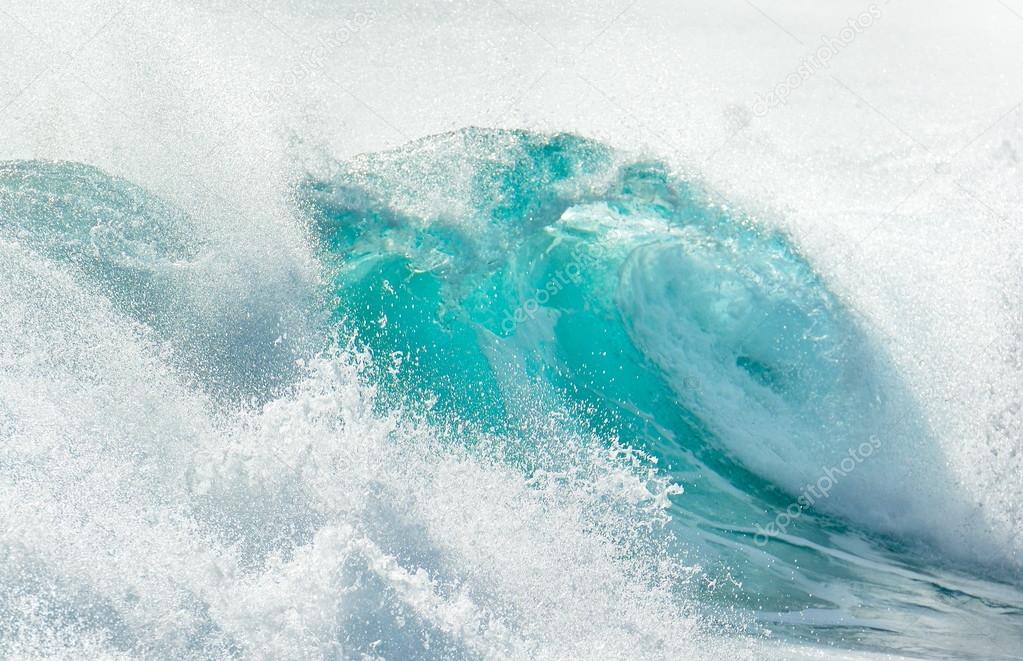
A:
2;2;1022;659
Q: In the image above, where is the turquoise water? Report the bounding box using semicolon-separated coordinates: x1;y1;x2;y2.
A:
303;129;1023;656
2;130;1022;658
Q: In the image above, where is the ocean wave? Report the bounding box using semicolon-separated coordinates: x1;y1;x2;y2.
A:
2;130;1021;659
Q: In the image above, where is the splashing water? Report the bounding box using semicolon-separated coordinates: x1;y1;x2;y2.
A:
3;128;1022;659
2;2;1023;659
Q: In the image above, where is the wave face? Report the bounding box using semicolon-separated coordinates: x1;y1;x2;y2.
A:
2;131;1023;660
306;129;892;487
302;129;997;556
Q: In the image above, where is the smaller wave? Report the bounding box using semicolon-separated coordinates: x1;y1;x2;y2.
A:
0;159;320;401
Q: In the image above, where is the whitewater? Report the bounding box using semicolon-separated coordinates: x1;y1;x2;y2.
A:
1;1;1022;659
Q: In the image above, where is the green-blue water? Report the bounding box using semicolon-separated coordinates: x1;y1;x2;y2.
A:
303;128;1023;657
2;129;1022;659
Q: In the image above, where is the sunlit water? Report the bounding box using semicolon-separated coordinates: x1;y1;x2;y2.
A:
2;2;1022;659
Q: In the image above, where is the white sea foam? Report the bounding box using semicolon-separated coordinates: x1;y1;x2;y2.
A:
1;0;1021;657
